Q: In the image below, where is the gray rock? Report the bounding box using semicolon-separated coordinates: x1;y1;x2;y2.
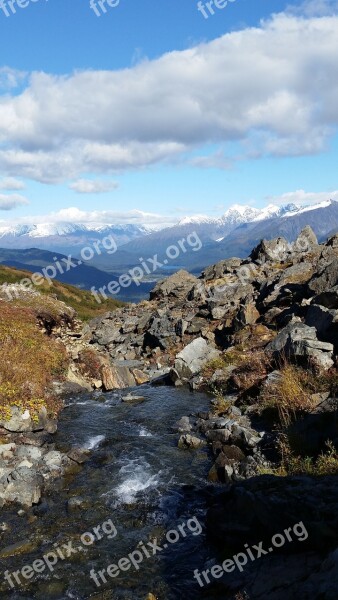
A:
202;258;242;281
308;258;338;295
178;434;206;450
206;429;231;443
122;394;145;404
15;446;44;462
1;467;43;507
267;322;334;370
0;406;57;434
172;417;192;433
305;304;338;348
293;225;318;252
43;451;67;474
150;270;198;301
250;237;290;263
175;338;220;379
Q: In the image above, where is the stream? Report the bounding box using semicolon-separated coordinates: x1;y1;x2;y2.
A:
0;385;222;600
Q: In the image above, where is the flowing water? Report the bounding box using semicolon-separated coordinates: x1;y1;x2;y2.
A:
0;385;222;600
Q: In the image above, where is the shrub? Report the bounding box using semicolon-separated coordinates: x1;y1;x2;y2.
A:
260;364;316;427
77;348;103;379
0;302;68;421
261;438;338;477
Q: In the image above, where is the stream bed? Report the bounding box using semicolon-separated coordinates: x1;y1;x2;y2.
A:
0;385;222;600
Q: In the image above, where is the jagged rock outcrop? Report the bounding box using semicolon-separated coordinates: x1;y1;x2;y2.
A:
82;226;337;389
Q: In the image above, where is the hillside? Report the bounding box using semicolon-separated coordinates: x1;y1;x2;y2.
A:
0;264;124;321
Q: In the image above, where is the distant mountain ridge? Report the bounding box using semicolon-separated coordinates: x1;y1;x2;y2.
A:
177;202;299;228
0;200;337;281
0;200;329;254
91;199;338;273
0;223;151;254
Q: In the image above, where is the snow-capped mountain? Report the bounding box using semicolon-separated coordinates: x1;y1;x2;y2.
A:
177;203;299;230
0;200;336;267
91;199;338;272
0;222;151;254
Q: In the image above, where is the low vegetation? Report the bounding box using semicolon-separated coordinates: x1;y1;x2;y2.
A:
257;363;338;476
260;439;338;477
260;364;316;427
0;302;68;421
0;265;124;321
0;264;125;423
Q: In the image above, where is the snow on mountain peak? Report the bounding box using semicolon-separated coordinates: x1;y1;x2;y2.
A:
282;199;334;218
178;215;215;226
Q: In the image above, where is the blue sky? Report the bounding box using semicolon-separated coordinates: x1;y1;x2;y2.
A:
0;0;338;226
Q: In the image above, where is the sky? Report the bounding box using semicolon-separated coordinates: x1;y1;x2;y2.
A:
0;0;338;226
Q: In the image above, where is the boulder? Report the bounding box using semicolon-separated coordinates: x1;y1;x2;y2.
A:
234;303;260;330
67;448;90;464
143;315;175;350
293;225;318;253
202;258;242;281
0;467;43;507
101;364;136;390
267;322;334;370
0;407;57;434
250;237;290;263
172;416;192;433
305;304;338;348
132;369;150;385
174;338;220;379
206;429;231;443
149;270;198;301
308;258;338;295
178;434;206;449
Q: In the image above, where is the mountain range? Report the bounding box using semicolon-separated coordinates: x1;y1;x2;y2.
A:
0;223;151;255
0;199;337;300
87;199;338;272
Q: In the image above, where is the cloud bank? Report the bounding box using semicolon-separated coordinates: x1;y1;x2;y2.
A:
0;194;29;210
0;12;338;182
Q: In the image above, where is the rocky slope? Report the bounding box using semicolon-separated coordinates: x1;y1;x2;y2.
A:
0;226;337;600
0;279;121;507
84;225;338;389
78;225;338;598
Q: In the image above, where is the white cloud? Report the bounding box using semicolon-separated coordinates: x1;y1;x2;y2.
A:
0;12;338;181
0;67;27;92
0;177;25;191
286;0;338;17
265;189;338;206
69;179;119;194
0;194;29;210
6;207;175;228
